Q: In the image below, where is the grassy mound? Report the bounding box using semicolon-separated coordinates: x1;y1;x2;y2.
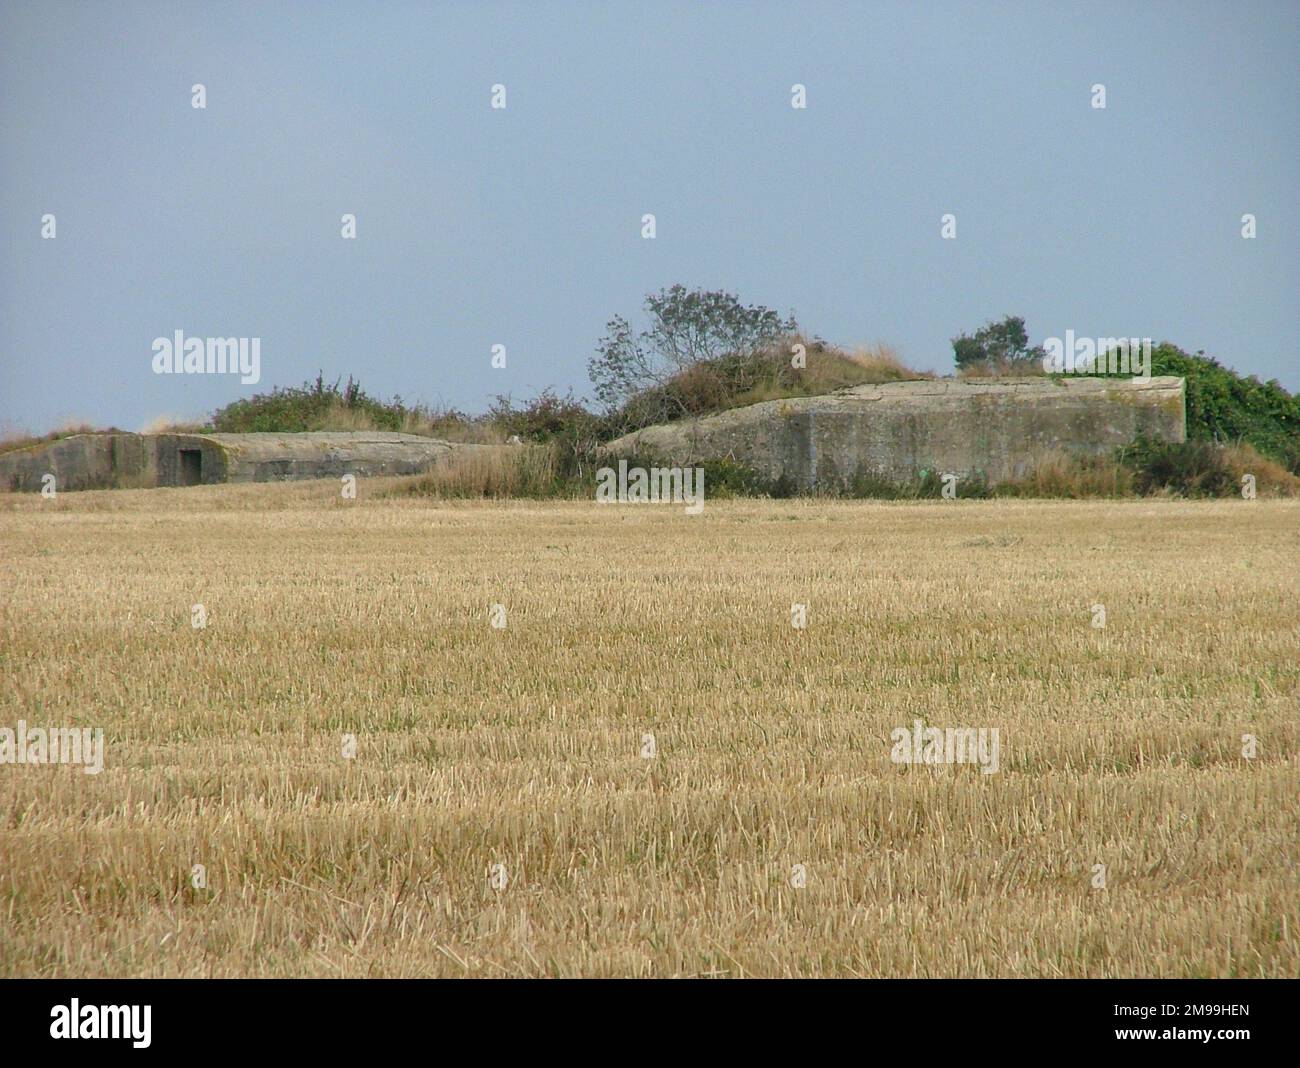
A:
612;338;929;434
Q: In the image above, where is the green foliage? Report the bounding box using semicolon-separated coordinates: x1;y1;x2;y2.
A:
1145;344;1300;472
843;468;909;499
660;460;993;500
951;315;1045;372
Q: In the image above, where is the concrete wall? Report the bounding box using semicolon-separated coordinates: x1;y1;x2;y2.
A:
602;376;1186;488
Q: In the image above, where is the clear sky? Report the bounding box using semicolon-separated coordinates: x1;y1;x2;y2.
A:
2;0;1296;433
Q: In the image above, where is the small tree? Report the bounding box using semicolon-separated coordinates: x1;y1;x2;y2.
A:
588;285;797;415
951;315;1044;372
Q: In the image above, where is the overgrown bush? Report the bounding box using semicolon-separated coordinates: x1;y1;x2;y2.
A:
1116;437;1299;498
696;457;779;499
1144;344;1300;472
212;374;401;433
486;388;608;475
658;460;993;500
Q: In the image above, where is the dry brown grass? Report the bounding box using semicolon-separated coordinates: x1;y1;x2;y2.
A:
0;487;1296;977
843;342;933;381
1224;443;1300;497
139;416;210;435
995;451;1137;498
396;444;565;498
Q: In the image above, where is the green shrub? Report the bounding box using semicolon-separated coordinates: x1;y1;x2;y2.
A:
486;389;608;477
209;373;500;442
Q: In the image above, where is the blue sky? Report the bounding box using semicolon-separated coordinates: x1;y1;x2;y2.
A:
2;0;1296;433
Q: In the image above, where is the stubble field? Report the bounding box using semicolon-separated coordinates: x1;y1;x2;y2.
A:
1;484;1296;977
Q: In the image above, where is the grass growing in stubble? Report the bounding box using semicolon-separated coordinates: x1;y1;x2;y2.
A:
0;485;1296;977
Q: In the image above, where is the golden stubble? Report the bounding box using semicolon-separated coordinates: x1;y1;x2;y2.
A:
1;484;1296;977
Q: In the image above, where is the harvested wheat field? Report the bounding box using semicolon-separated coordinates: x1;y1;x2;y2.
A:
1;484;1296;978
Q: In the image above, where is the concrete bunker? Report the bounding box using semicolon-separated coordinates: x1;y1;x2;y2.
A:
602;376;1188;489
0;431;481;491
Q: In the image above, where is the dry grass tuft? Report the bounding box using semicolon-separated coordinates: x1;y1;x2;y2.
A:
842;342;933;383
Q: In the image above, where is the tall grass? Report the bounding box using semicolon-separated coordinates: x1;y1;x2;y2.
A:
396;443;572;498
994;452;1136;499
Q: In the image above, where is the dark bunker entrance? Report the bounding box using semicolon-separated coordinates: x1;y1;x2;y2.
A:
179;449;202;486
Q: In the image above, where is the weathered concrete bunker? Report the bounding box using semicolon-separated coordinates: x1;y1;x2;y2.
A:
0;432;475;492
603;376;1186;488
